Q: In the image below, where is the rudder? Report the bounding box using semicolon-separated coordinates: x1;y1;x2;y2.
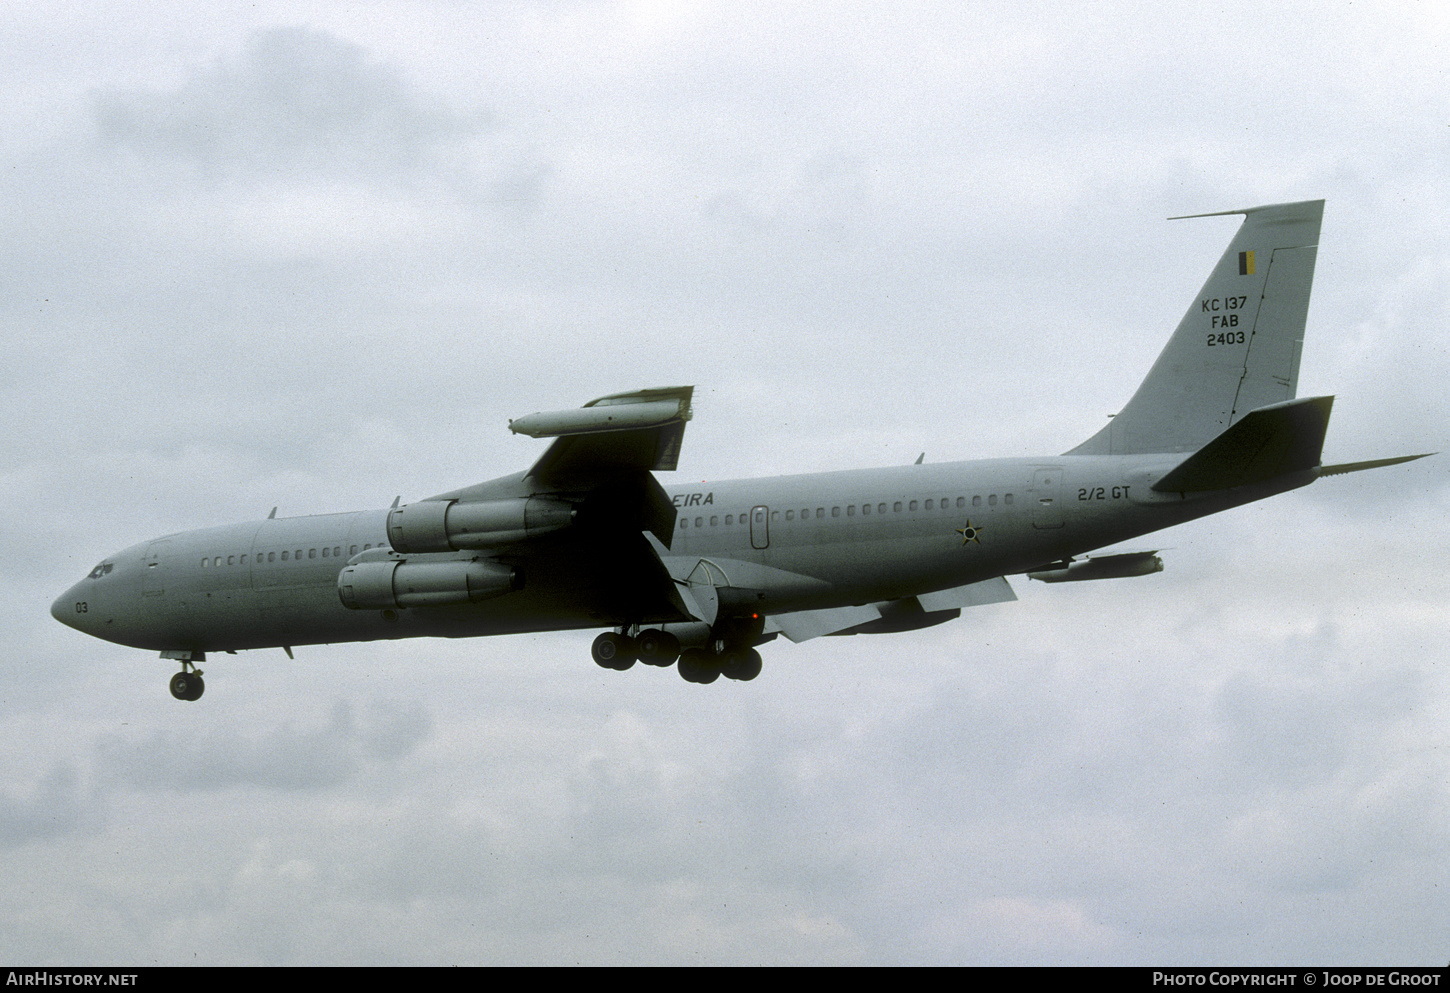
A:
1070;199;1324;456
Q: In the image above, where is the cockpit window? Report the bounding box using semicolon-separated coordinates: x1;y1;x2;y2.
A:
87;562;114;579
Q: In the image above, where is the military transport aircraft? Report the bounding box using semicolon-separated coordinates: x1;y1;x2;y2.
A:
52;199;1430;698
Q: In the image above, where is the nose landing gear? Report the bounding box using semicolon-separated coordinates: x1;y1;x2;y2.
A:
167;658;205;701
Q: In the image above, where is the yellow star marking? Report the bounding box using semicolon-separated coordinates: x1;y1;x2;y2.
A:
955;521;982;546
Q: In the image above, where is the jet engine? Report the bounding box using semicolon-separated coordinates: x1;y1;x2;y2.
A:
337;557;520;610
386;497;574;553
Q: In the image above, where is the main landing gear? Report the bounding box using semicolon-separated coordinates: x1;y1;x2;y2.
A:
168;660;205;701
591;630;764;684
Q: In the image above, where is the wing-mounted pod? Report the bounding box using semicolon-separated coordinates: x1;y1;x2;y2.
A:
509;388;691;441
337;548;521;610
387;497;575;554
514;386;694;481
1027;551;1163;583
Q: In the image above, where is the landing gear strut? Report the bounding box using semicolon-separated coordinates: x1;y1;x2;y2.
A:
168;661;205;701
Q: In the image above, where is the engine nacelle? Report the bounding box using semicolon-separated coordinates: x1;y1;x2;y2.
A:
387;497;574;553
337;557;521;610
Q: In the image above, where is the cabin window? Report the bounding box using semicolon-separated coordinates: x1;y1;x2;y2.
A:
349;545;358;555
831;506;840;518
878;503;887;514
956;497;965;508
815;508;824;519
989;494;997;506
227;555;235;565
680;518;688;529
893;501;902;512
909;500;918;511
861;503;869;516
973;495;982;507
214;557;221;568
321;547;329;558
200;558;208;568
695;517;703;528
847;505;855;516
710;516;718;527
924;499;934;510
281;551;288;561
1005;494;1014;505
785;510;794;521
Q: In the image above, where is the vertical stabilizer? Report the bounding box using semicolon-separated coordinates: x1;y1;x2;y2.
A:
1069;199;1323;455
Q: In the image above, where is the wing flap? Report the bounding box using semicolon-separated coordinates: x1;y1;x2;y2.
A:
764;577;1017;643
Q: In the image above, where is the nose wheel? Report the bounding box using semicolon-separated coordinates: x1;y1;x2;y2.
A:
168;664;205;701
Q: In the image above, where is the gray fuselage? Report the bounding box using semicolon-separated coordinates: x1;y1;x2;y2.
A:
52;453;1308;656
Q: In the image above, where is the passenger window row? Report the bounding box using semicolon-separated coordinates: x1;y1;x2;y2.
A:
679;494;1014;529
199;542;384;568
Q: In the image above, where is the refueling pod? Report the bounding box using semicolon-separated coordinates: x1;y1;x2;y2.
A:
387;497;574;554
1027;551;1164;583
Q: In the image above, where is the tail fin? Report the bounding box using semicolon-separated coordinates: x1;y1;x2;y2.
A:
1069;199;1324;456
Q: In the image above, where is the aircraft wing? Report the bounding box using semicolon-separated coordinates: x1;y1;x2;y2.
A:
417;386;693;555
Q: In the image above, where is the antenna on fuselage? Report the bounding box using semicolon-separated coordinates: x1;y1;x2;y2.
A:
268;507;277;519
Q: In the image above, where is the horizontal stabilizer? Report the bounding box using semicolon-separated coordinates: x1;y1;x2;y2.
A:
1152;396;1333;493
1317;453;1434;477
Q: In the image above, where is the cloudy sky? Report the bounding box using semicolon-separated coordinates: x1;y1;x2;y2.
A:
4;0;1448;966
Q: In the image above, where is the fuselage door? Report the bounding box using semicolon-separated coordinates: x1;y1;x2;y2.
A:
750;505;770;550
142;540;170;597
1031;468;1065;529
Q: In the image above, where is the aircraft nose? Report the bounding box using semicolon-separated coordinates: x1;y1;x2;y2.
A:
51;585;84;631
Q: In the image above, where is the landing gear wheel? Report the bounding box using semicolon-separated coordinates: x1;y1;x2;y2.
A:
720;648;763;682
592;632;637;671
677;648;720;684
169;671;204;701
636;629;680;666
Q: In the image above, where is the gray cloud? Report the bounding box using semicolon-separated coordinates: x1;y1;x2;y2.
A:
94;699;430;792
0;764;88;848
90;27;488;182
